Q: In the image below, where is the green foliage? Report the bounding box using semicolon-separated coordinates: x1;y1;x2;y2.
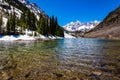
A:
0;16;2;27
3;0;64;36
55;25;64;37
6;12;17;34
17;11;26;31
18;10;37;32
7;16;11;34
37;14;48;35
25;10;37;31
0;15;2;34
37;14;64;37
49;16;64;37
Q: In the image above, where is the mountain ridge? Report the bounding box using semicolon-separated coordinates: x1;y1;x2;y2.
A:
84;6;120;40
63;20;100;33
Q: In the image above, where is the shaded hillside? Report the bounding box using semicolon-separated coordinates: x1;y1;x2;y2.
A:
85;6;120;40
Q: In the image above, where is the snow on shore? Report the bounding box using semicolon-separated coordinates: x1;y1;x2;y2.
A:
0;35;63;41
0;35;35;41
64;32;75;38
0;29;64;41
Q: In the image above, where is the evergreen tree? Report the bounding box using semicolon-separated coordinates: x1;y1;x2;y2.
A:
40;17;48;35
29;12;37;31
46;18;49;36
19;10;37;32
11;12;16;34
37;14;43;34
0;15;2;34
37;19;41;34
55;25;64;37
6;12;16;34
0;16;2;26
37;15;64;37
50;16;58;36
25;10;30;29
18;11;26;32
37;14;48;35
7;15;11;34
50;16;55;35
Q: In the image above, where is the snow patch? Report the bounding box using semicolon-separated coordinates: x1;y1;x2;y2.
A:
0;35;35;41
64;32;75;38
2;17;8;28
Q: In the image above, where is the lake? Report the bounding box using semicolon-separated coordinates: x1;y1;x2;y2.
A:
0;38;120;80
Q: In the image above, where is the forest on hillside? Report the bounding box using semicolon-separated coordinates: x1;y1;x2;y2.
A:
0;0;64;37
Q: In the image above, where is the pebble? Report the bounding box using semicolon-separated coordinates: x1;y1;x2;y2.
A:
2;72;13;80
53;73;63;78
92;71;102;76
0;66;4;71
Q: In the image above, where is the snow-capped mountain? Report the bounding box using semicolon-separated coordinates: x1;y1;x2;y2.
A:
18;0;46;19
0;0;46;26
0;0;46;20
63;20;100;32
18;0;44;14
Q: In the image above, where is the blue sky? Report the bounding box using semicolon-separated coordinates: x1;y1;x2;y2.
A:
29;0;120;26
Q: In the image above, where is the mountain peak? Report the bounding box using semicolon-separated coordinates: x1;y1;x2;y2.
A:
18;0;43;15
63;20;100;32
18;0;29;4
31;3;38;7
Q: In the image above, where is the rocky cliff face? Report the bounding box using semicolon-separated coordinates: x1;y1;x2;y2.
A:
85;6;120;40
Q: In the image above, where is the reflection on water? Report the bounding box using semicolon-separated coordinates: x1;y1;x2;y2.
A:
0;38;120;80
56;38;120;79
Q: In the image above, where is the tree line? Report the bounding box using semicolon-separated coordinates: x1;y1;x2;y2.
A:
0;15;2;34
0;0;64;36
0;10;64;37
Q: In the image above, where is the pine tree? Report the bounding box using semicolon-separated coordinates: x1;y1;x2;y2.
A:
0;15;2;34
6;12;16;34
37;14;43;34
37;19;41;34
50;16;54;35
0;16;2;26
29;12;37;31
50;16;58;36
54;17;58;35
7;15;11;34
45;18;49;36
18;11;26;32
40;17;46;35
11;12;16;34
19;10;37;32
55;25;64;37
